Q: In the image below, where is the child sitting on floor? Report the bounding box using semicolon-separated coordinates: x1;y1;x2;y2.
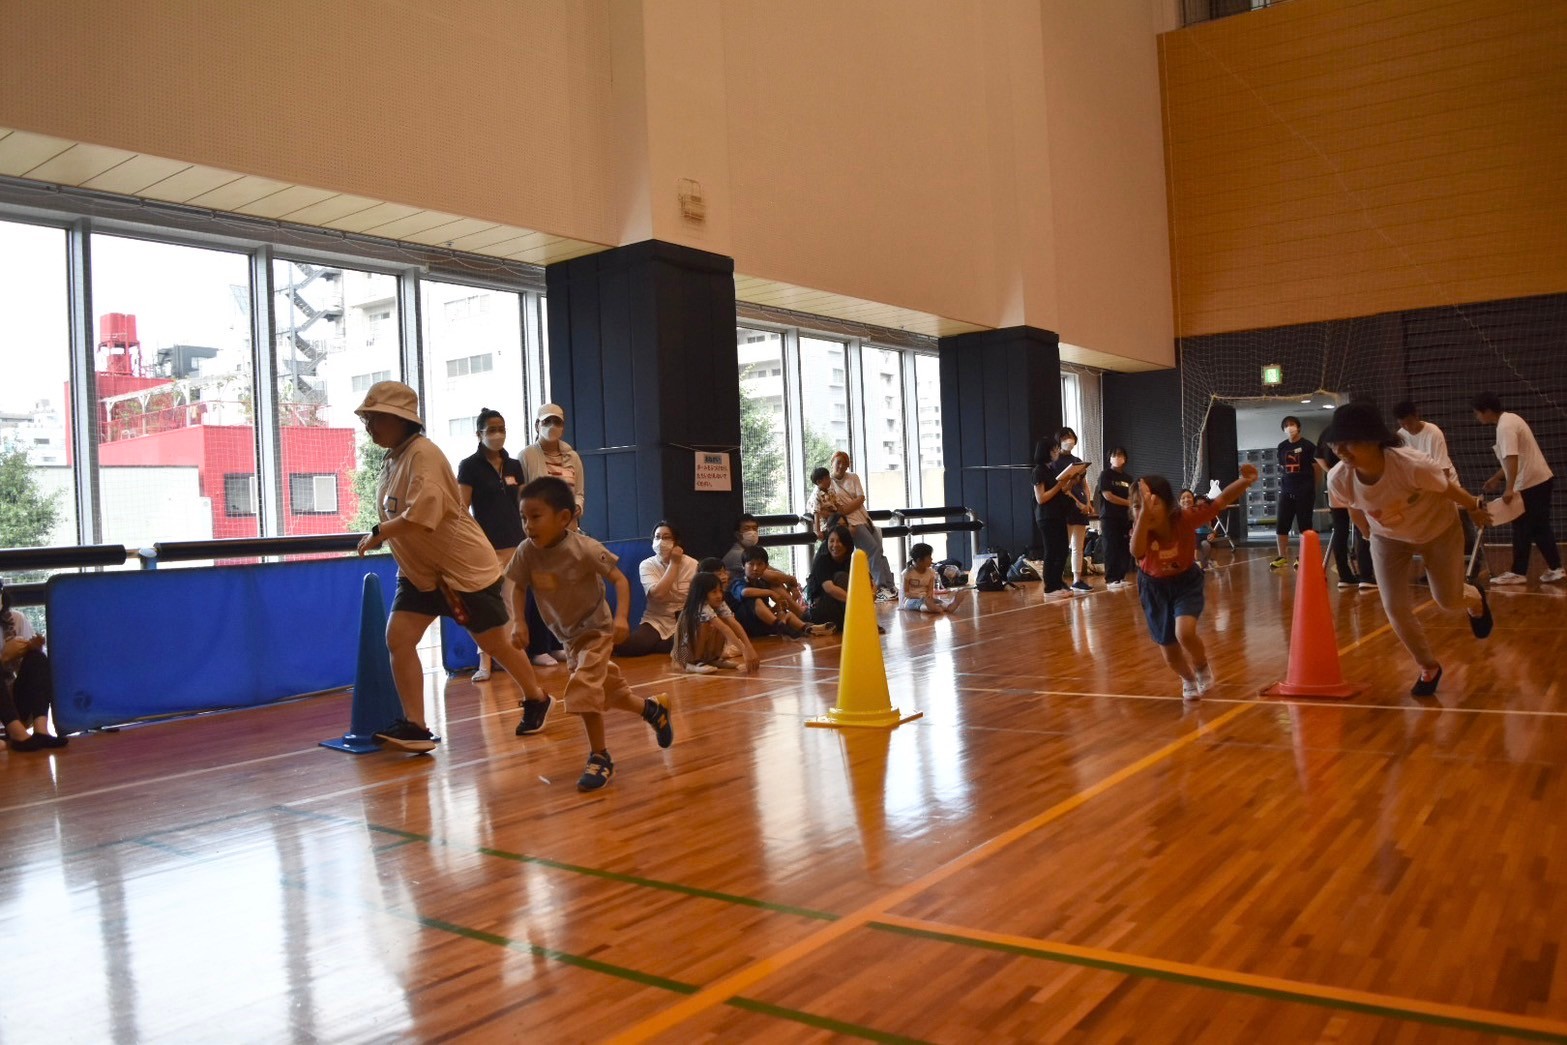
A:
671;572;760;675
900;542;965;614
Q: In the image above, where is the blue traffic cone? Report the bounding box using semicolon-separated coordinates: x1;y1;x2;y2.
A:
320;573;405;754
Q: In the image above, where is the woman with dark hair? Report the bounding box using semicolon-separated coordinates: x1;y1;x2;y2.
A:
457;407;526;682
613;520;697;657
1056;427;1095;592
1;578;66;751
1327;401;1494;696
1033;436;1082;603
806;524;857;630
671;571;759;675
1131;466;1257;700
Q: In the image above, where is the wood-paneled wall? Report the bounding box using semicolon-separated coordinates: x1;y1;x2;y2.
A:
1161;0;1567;337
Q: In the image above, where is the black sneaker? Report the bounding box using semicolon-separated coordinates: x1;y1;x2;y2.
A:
577;751;614;791
1468;587;1493;639
1410;667;1443;698
374;719;440;753
642;696;674;749
515;694;554;736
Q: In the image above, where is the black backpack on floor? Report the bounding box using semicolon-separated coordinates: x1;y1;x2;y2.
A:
1007;558;1041;583
974;557;1012;592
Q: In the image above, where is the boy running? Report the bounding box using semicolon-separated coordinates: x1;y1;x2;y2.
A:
507;477;674;791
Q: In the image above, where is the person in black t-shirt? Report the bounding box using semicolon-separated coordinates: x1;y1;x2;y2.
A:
1033;437;1085;601
1096;447;1134;587
1272;415;1324;570
457;408;527;681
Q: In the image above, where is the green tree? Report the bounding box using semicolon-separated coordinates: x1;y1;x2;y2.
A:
802;422;838;484
350;439;388;533
739;375;786;514
0;446;61;550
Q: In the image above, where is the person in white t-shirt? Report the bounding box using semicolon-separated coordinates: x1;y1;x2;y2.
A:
1471;392;1563;585
1393;401;1455;478
1326;402;1494;697
826;451;897;597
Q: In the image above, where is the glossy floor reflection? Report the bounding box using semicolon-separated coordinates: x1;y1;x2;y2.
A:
4;548;1567;1042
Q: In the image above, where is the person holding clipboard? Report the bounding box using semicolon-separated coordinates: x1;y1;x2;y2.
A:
1034;436;1089;603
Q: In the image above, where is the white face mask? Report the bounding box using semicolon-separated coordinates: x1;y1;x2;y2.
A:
483;433;505;451
738;531;759;547
1061;439;1076;453
653;538;673;556
1285;426;1299;439
542;423;563;442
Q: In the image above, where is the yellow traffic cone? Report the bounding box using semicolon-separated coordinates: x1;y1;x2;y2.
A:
807;549;922;729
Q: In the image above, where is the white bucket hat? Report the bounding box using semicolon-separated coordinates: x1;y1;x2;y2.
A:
354;381;423;426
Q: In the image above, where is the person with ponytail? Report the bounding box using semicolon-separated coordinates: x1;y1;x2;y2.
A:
1;578;67;751
671;572;759;675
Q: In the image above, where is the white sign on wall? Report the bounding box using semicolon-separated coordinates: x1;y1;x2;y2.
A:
694;451;732;492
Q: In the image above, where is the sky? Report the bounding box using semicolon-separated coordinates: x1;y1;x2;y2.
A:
0;221;250;414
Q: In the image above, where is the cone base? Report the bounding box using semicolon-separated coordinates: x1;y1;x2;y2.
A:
320;732;385;755
1261;681;1364;699
807;709;923;730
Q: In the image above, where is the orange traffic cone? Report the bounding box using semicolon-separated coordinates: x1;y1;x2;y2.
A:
1263;531;1364;699
807;549;922;729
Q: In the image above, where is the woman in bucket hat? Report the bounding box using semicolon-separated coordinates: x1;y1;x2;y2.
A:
354;381;553;751
1323;400;1494;697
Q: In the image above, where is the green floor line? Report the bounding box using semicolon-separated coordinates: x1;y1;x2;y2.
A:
273;803;836;922
869;922;1567;1044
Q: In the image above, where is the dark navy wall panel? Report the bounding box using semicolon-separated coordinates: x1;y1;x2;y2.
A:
938;326;1062;562
547;241;742;556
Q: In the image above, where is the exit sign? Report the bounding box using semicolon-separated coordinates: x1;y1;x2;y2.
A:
1262;363;1283;386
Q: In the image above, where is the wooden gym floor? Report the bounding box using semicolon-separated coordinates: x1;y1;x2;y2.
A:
4;545;1567;1043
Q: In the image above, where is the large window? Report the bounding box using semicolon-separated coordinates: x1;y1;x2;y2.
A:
799;336;849;477
421;281;528;469
0;198;545;568
0;220;75;614
93;234;256;548
273;261;400;536
737;327;789;515
735;324;946;568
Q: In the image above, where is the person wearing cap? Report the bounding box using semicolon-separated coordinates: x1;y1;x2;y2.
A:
354;381;554;752
516;403;584;668
520;404;585;522
2;577;67;751
1324;401;1494;697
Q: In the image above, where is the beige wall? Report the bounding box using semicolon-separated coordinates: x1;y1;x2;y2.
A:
1162;0;1567;337
0;1;625;247
1;0;1178;369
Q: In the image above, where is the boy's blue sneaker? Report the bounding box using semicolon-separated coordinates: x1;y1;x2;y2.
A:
577;751;614;791
515;694;554;736
643;696;674;749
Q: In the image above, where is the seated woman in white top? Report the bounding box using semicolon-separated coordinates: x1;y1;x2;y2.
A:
613;520;698;657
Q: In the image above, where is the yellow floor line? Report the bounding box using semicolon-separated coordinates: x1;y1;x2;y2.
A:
605;701;1254;1043
872;914;1567;1040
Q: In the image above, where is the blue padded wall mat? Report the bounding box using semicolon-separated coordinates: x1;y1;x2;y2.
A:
48;555;400;733
440;538;652;673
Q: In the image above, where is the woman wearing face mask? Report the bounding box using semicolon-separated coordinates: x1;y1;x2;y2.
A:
517;404;584;666
825;451;898;598
457;408;526;682
613;521;698;656
1056;427;1095;592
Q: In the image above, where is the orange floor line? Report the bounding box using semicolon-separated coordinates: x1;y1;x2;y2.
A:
873;914;1567;1040
605;701;1255;1043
